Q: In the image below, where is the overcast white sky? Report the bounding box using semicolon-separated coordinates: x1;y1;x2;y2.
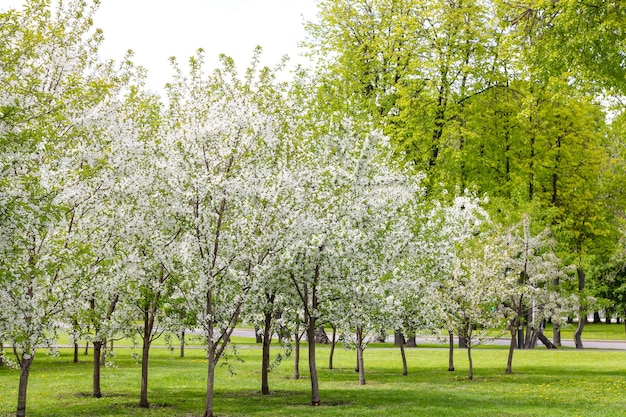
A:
2;0;318;92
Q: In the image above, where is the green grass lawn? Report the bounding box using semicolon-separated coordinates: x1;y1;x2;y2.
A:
2;338;626;417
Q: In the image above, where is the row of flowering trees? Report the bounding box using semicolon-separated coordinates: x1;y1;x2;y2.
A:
0;2;584;417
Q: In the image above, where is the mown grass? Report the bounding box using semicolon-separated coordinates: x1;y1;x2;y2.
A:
2;336;626;417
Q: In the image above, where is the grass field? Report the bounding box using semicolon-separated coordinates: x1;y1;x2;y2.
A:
2;332;626;417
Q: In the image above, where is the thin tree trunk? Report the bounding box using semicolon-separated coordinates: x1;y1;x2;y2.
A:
16;354;34;417
294;330;301;380
593;311;602;324
399;335;408;376
204;343;216;417
574;316;586;349
329;324;337;370
140;298;159;408
139;337;151;408
100;340;106;366
574;268;586;349
93;341;102;398
467;344;474;381
458;334;467;348
307;317;320;405
553;322;561;347
537;331;557;349
84;341;89;356
356;327;366;385
73;342;79;364
0;342;4;366
448;332;455;372
506;326;516;374
180;329;185;358
261;309;273;395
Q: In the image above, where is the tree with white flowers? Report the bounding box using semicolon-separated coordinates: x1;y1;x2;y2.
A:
500;217;574;374
163;48;292;417
0;1;133;415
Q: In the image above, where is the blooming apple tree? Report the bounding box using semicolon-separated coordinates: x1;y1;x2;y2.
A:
0;1;134;415
163;48;292;417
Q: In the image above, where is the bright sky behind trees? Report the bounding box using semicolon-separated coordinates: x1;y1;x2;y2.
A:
1;0;317;92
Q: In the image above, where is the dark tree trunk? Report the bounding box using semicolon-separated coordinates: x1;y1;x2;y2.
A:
448;332;455;372
261;309;273;395
593;311;602;324
307;317;320;405
399;336;408;376
0;342;4;366
100;340;106;366
139;300;159;408
506;327;516;374
93;341;102;398
356;327;366;385
73;342;79;363
458;335;467;349
139;337;151;408
180;329;185;358
314;327;330;344
255;326;263;344
329;325;337;370
467;343;474;381
537;331;557;349
16;354;34;417
553;322;562;347
574;268;586;349
405;334;417;347
294;330;301;380
394;331;404;347
84;341;89;356
204;342;216;417
574;316;586;349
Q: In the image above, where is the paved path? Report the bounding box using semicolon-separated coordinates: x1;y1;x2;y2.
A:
229;329;626;350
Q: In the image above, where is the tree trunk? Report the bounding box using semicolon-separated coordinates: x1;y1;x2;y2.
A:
400;336;408;376
574;316;586;349
261;309;273;395
553;322;561;347
458;334;467;349
356;327;366;385
537;331;557;349
100;340;106;366
93;341;102;398
574;268;586;349
0;342;4;366
329;325;337;370
294;330;301;380
255;326;263;344
307;318;320;405
593;311;602;324
405;334;417;347
314;326;330;344
140;301;158;408
394;331;404;347
139;337;151;408
448;332;455;372
506;327;516;374
467;343;474;381
180;329;185;358
73;342;79;363
16;354;34;417
204;343;216;417
84;341;89;356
